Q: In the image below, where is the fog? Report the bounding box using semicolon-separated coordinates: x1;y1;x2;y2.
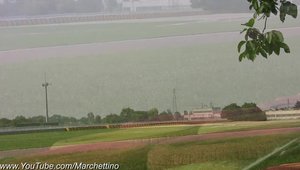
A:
0;0;249;18
0;0;299;119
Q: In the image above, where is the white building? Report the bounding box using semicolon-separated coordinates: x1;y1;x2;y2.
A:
121;0;191;12
266;110;300;120
183;108;221;120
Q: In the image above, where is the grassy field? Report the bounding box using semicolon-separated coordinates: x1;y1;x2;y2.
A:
0;126;197;151
1;132;299;170
0;120;299;151
0;16;299;51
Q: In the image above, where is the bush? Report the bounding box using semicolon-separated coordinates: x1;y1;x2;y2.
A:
221;103;266;121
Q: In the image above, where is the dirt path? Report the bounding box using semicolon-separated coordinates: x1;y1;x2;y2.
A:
1;127;300;159
267;163;300;170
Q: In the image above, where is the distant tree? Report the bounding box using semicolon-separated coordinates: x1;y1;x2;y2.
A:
120;107;135;122
158;111;173;121
79;117;89;124
173;112;183;121
95;115;102;124
29;116;45;123
184;110;188;115
222;103;266;121
49;114;78;125
0;118;12;127
294;101;300;109
147;108;159;121
87;112;95;124
103;114;122;123
12;115;28;126
221;103;242;120
133;111;149;122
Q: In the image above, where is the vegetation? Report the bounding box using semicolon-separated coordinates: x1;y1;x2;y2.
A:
2;133;300;170
1;146;151;170
0;107;183;127
0;126;198;151
1;120;300;151
221;103;266;121
294;101;300;109
239;0;298;61
251;137;300;170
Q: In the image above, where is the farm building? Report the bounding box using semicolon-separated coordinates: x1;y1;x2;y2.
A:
183;107;221;120
266;110;300;120
121;0;191;12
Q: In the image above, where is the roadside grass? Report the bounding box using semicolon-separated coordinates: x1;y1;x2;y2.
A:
2;133;300;170
167;162;243;170
54;126;199;145
0;126;199;151
0;120;299;151
147;133;300;170
250;137;300;170
197;120;300;134
0;16;299;51
0;146;151;170
0;128;116;151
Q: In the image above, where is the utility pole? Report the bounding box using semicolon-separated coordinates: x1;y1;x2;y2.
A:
42;73;50;123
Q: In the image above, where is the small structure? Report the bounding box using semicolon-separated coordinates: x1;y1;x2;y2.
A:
266;110;300;120
184;107;221;120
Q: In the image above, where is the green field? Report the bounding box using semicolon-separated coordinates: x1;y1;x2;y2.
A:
2;132;299;170
1;120;300;151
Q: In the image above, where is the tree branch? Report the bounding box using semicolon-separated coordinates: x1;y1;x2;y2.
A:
262;16;268;33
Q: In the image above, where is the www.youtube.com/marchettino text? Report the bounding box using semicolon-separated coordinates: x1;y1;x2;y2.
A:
0;162;120;170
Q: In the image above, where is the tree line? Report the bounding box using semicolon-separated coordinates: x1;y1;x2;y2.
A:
2;100;298;127
0;108;183;127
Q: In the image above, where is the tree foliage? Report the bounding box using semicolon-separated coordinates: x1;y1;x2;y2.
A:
294;101;300;109
221;103;266;121
238;0;298;61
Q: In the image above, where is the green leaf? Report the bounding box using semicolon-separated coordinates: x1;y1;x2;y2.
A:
253;0;259;10
238;41;246;53
239;51;248;62
280;3;287;22
272;30;284;42
246;41;256;52
279;42;290;53
259;48;268;58
240;28;247;34
280;1;298;22
266;32;273;44
242;18;255;27
274;45;280;55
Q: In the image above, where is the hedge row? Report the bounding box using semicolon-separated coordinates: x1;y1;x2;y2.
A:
0;10;204;27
